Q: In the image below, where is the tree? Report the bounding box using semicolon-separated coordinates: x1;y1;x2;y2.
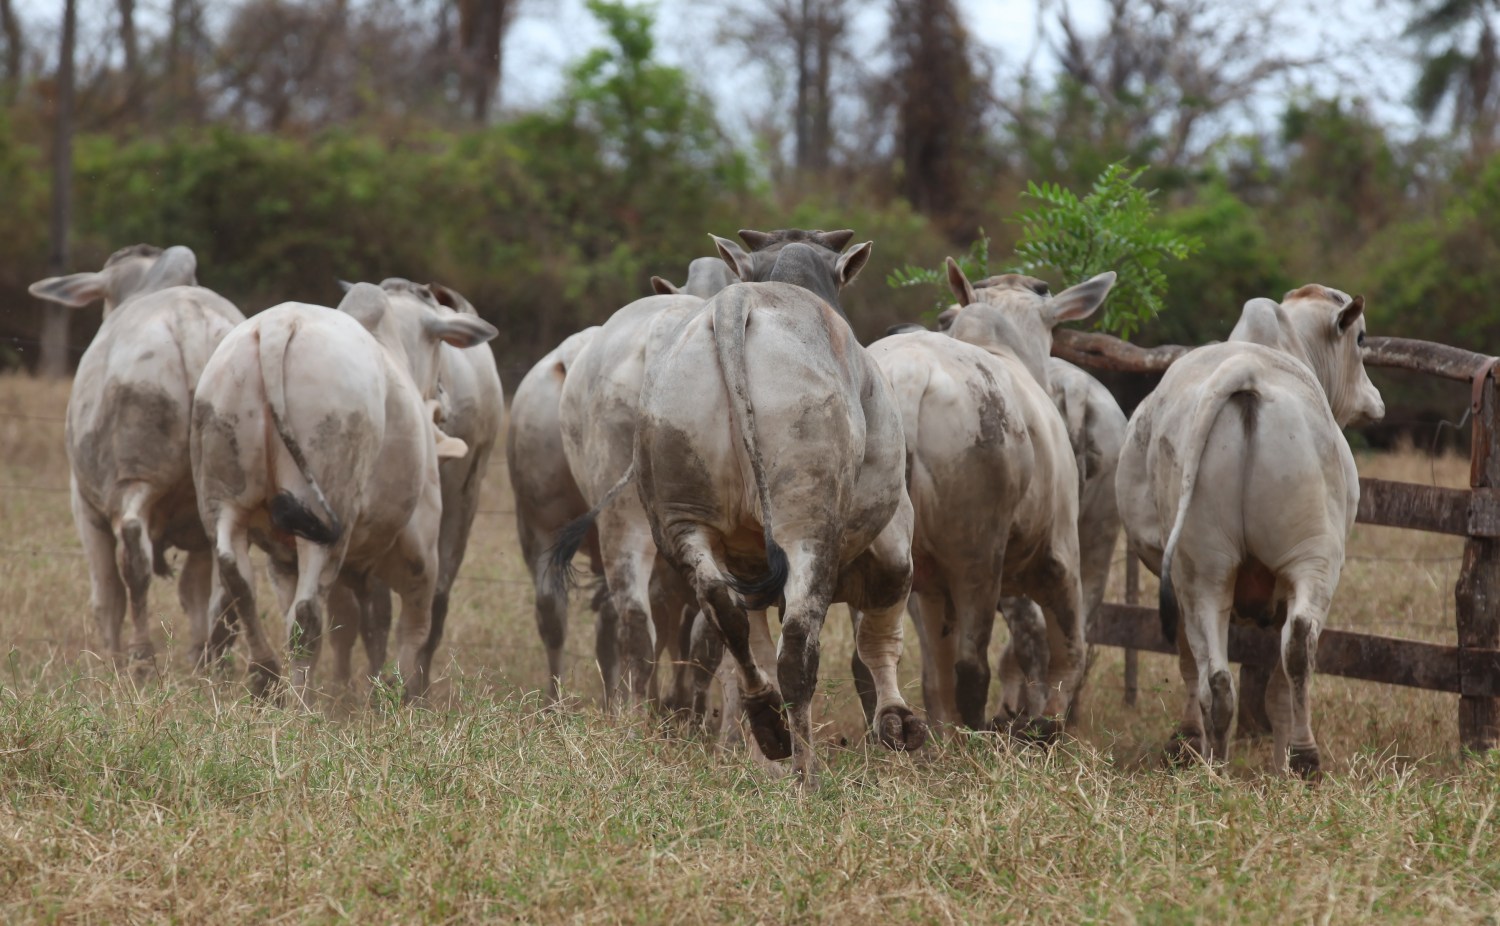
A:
883;0;987;233
457;0;516;123
721;0;854;176
39;0;77;379
1408;0;1500;155
116;0;141;119
0;0;20;104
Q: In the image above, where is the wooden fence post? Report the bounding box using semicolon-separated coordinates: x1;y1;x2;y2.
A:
1124;556;1139;706
1458;363;1500;755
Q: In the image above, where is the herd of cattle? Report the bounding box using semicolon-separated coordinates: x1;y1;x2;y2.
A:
27;227;1384;783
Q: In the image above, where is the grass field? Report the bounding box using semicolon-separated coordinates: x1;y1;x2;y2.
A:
1;373;1497;923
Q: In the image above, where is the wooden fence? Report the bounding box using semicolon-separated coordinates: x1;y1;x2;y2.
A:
1050;329;1500;756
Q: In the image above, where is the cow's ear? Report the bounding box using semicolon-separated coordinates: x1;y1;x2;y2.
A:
434;426;469;459
1230;297;1285;347
937;305;961;332
1050;271;1116;326
138;245;197;292
737;229;776;252
712;234;754;281
650;275;681;295
945;257;977;308
428;282;477;315
338;281;391;331
836;241;873;286
28;272;108;307
820;229;855;252
336;279;355;294
424;313;497;348
1336;294;1365;333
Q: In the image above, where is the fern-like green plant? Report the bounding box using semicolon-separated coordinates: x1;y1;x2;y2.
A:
1011;163;1201;340
887;229;991;319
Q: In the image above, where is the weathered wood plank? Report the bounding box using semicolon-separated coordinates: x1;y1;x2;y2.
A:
1459;369;1500;752
1051;330;1495;383
1354;478;1500;538
1091;604;1464;693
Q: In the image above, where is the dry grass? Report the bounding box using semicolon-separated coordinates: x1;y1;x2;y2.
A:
1;372;1497;924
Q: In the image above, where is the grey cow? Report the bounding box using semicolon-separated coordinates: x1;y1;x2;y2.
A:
30;245;245;667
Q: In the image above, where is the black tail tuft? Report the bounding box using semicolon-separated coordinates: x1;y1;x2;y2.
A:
1158;559;1179;645
727;540;790;611
547;510;596;594
270;491;342;545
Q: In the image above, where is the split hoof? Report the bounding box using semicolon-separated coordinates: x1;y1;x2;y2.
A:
876;704;928;752
1164;726;1206;767
744;690;792;760
1289;745;1323;781
1003;714;1063;745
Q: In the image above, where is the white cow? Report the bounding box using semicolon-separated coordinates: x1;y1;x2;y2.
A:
631;238;928;783
29;245;245;667
1115;284;1384;775
870;261;1115;735
555;234;851;705
191;284;496;699
322;279;506;687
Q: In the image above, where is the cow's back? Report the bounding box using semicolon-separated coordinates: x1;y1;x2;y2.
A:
68;286;244;523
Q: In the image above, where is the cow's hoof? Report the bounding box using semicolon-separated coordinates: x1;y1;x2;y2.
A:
1289;745;1323;781
1164;726;1206;767
744;690;792;760
248;661;283;701
1004;714;1063;745
876;704;928;752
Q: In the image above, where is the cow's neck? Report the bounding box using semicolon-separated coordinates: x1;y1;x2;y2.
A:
766;250;845;318
1281;324;1350;423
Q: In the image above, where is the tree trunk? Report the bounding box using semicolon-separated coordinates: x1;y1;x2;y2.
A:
459;0;512;123
0;0;22;104
117;0;141;119
793;0;811;171
40;0;77;379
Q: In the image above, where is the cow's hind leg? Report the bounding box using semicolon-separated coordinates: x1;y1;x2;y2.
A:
848;520;926;754
211;512;279;696
360;578;392;680
777;538;840;785
908;590;957;729
287;537;341;704
997;596;1048;725
178;548;215;662
326;580;361;688
73;490;125;661
115;484;158;671
1178;572;1235;764
680;531;788;760
848;610;877;730
1280;571;1332;779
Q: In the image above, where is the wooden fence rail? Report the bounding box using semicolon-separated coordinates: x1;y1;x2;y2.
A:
1054;327;1500;755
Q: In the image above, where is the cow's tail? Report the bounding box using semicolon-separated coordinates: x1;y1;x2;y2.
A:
712;288;789;610
258;322;342;546
1159;360;1259;644
547;463;634;594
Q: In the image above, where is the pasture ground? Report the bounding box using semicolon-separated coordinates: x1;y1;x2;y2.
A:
1;373;1497;923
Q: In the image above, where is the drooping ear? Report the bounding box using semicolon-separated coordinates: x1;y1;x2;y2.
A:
820;229;856;252
1336;294;1366;333
936;305;961;332
650;275;681;295
712;234;754;281
428;282;478;315
336;279;355;294
138;245;197;293
1229;297;1285;348
737;229;776;252
423;313;498;348
1049;271;1116;327
836;241;873;286
434;426;469;459
945;257;977;308
28;272;109;307
337;281;390;332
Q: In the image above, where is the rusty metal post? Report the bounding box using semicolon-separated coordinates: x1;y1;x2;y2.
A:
1124;555;1139;706
1458;362;1500;756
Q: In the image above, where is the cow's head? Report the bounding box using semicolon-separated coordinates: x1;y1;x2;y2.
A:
28;244;198;317
943;257;1115;389
337;280;497;406
650;256;736;299
711;229;871;314
1230;284;1385;426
